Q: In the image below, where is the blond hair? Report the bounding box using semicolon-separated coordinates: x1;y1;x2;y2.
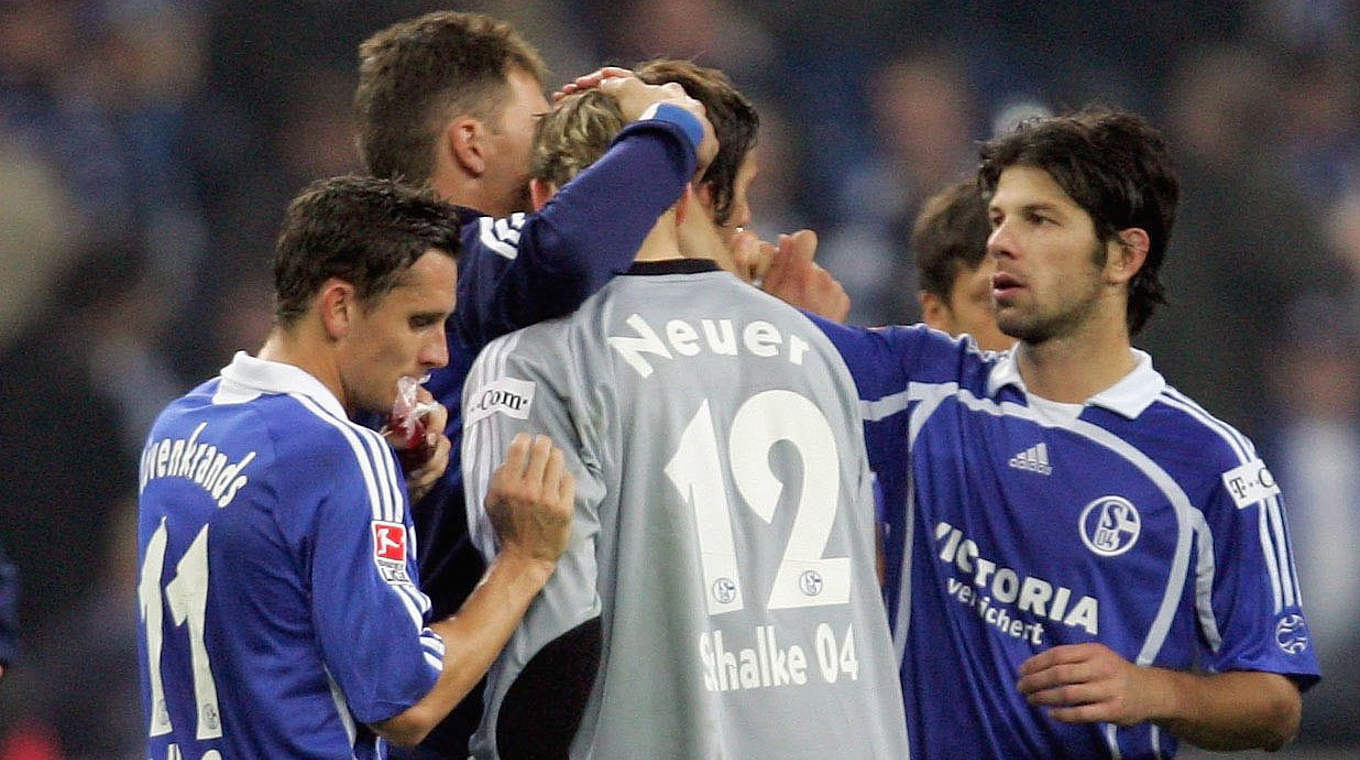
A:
530;90;626;189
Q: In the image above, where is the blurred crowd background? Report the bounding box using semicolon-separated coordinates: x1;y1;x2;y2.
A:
0;0;1357;757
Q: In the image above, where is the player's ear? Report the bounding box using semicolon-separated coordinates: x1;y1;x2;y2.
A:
529;177;557;212
445;116;487;177
1106;228;1149;285
673;183;695;226
920;291;952;334
317;278;358;340
693;181;717;215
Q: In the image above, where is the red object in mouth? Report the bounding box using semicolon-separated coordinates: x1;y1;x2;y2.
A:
389;376;433;468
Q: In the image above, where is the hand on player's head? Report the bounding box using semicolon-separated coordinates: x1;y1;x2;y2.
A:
599;77;717;169
553;66;636;101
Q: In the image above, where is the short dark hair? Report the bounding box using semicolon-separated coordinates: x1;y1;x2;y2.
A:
978;107;1179;334
273;175;462;327
636;59;758;227
913;179;991;300
531;90;627;189
355;11;548;185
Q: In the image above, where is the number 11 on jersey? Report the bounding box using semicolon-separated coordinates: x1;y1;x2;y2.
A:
139;518;223;741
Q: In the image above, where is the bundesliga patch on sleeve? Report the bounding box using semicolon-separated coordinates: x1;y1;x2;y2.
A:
372;521;411;584
465;376;536;427
1221;459;1281;509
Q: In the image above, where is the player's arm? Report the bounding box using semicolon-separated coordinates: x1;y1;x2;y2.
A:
455;78;716;352
1017;643;1300;750
803;315;923;400
373;432;574;746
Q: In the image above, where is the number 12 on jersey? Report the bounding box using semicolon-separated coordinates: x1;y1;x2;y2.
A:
665;391;851;616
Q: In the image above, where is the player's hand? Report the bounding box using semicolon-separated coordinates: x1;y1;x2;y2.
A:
553;66;635;100
557;69;719;175
728;228;776;284
382;386;450;504
1017;642;1169;727
486;433;575;569
597;76;718;172
760;229;851;323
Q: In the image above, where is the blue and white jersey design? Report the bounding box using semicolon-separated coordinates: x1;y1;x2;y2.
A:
809;319;1321;760
137;352;443;760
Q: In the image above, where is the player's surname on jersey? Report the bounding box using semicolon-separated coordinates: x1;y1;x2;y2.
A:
699;622;860;693
138;422;258;509
608;313;815;378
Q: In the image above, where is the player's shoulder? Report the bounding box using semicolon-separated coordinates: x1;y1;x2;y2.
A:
461;210;529;262
228;387;396;486
473;317;575;373
818;318;1000;398
1143;384;1262;472
464;321;578;426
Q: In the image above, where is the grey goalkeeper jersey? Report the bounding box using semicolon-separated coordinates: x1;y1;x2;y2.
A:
462;260;908;760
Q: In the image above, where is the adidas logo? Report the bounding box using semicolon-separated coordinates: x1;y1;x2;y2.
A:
1008;443;1052;475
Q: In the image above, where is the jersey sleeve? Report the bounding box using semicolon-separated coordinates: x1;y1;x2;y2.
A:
461;331;605;758
454;109;703;352
802;316;960;402
1201;455;1320;687
306;426;444;724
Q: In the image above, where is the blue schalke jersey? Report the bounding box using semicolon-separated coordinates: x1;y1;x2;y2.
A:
137;353;444;760
809;319;1321;760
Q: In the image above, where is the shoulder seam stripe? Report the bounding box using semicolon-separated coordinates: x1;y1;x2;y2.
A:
1156;390;1253;463
1156;391;1293;611
288;393;391;522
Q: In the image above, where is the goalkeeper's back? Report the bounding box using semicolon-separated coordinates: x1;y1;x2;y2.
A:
463;261;908;759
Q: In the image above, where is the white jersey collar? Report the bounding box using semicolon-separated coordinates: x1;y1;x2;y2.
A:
219;351;347;420
986;347;1165;420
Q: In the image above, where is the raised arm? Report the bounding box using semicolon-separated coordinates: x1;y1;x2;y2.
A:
455;78;716;351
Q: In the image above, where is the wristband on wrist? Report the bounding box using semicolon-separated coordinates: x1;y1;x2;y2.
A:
637;102;704;155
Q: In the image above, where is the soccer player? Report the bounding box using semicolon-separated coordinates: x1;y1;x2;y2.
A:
460;90;908;759
136;176;575;759
355;17;715;753
807;108;1321;758
913;179;1013;351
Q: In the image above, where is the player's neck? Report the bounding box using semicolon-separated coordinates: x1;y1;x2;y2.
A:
431;171;505;217
633;217;685;263
1016;317;1135;404
258;326;348;412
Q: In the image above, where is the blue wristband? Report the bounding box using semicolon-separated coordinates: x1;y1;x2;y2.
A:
638;102;704;155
